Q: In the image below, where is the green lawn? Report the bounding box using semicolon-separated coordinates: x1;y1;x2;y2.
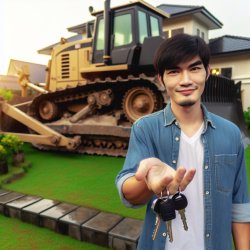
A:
1;143;146;220
0;214;108;250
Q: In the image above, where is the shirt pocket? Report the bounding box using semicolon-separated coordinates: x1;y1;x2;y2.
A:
214;154;237;195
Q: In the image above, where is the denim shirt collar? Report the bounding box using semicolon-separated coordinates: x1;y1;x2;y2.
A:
163;102;216;132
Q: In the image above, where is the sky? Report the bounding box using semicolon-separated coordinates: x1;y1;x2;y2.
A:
1;0;250;75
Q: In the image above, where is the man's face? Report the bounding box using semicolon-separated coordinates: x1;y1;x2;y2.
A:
162;56;209;108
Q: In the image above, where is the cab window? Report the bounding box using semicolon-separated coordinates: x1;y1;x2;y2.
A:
150;16;160;36
113;14;132;47
96;18;104;50
138;11;148;43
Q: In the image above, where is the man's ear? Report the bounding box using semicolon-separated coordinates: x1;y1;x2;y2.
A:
158;74;164;85
206;65;211;80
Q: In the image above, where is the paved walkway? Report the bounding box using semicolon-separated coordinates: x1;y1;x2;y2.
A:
0;189;143;250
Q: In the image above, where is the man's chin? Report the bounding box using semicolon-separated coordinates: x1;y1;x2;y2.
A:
179;100;196;107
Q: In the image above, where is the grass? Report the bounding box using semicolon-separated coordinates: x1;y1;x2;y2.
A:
1;143;146;220
0;214;108;250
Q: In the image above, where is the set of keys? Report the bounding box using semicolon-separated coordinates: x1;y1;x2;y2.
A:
151;191;188;242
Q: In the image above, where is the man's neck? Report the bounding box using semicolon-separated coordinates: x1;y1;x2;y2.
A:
171;101;204;137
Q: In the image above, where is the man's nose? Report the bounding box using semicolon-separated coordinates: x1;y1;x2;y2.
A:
180;71;191;84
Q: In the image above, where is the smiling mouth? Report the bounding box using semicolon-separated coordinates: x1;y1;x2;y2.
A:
177;88;197;96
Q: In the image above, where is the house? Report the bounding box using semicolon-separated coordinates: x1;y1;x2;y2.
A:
157;4;222;43
0;59;46;95
157;4;250;111
209;35;250;110
37;1;250;110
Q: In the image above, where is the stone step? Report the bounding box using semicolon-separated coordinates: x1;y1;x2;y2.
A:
0;189;143;249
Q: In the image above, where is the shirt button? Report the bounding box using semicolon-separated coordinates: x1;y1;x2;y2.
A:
172;160;176;164
206;233;210;238
175;137;179;141
204;165;208;170
205;191;210;195
162;232;167;237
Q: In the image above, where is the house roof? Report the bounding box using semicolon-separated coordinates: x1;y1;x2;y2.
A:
157;4;223;30
37;34;82;55
67;20;94;35
209;35;250;56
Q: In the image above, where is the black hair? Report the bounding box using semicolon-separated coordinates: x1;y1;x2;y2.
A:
154;33;210;80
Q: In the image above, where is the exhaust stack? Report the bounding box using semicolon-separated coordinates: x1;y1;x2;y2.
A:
103;0;111;65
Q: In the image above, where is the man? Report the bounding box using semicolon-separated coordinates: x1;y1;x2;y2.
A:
116;34;250;250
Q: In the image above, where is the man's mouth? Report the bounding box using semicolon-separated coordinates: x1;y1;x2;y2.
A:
176;87;197;96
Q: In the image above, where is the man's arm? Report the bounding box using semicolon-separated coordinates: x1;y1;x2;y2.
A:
232;222;250;250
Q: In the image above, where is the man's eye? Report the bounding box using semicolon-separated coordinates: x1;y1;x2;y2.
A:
191;66;201;72
167;70;179;75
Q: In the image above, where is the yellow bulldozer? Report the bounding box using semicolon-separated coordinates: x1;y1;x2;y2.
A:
0;0;247;156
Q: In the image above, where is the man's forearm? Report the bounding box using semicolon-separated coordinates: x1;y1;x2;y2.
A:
232;222;250;250
122;176;154;205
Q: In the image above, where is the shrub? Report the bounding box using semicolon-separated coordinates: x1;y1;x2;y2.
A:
0;89;13;101
0;144;7;161
0;134;23;154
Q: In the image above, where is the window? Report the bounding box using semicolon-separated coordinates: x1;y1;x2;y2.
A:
113;14;132;47
138;11;148;44
221;68;232;79
201;32;205;39
96;18;104;50
150;16;160;36
211;67;232;79
171;28;184;37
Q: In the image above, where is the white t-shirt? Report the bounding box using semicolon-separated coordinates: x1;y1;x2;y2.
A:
165;123;205;250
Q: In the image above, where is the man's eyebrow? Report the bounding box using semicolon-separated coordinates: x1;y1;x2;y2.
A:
189;60;203;68
165;60;203;70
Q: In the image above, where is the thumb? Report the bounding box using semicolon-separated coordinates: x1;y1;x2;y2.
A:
135;159;150;181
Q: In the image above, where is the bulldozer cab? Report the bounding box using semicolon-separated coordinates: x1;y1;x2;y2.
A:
91;0;168;66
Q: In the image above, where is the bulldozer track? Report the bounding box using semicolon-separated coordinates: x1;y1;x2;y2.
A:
27;73;167;156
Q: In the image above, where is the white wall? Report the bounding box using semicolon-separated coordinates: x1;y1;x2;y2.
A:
162;16;209;42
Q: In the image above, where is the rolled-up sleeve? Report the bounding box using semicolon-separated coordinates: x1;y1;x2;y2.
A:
232;133;250;222
116;172;138;208
232;203;250;222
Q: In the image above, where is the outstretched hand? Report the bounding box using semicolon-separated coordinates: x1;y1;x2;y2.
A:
135;157;196;195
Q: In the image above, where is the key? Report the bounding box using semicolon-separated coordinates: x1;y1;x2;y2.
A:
152;213;161;240
172;192;188;231
151;198;162;240
159;197;176;242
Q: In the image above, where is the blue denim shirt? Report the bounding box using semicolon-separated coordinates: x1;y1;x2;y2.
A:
116;103;250;250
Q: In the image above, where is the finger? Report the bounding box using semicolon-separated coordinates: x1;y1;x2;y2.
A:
168;167;186;194
157;175;174;194
180;168;196;191
145;174;173;194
